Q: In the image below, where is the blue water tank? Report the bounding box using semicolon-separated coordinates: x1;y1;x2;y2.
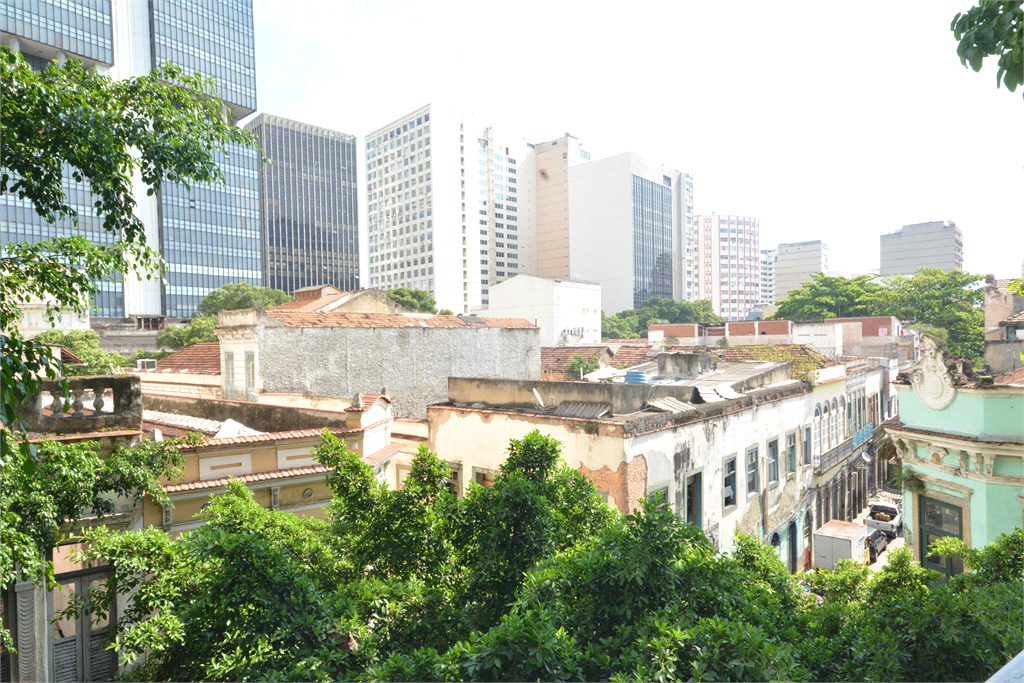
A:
625;370;650;384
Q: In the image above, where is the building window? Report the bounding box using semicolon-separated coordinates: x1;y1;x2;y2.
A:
767;439;779;483
822;402;831;450
786;433;797;473
224;352;235;400
746;446;759;495
830;399;839;445
803;427;811;465
920;496;964;580
813;406;821;457
723;456;737;511
244;351;255;402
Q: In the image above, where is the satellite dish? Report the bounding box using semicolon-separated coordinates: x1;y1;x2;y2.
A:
532;388;546;408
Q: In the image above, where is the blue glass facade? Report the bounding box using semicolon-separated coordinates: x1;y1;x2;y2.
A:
150;0;256;116
247;115;359;295
161;143;261;318
0;0;113;64
631;174;674;309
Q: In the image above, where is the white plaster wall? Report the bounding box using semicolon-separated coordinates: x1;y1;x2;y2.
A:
485;275;601;346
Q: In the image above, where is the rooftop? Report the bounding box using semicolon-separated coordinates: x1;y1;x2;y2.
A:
541;346;610;374
667;345;840;379
266;310;536;329
994;366;1024;387
154;342;221;375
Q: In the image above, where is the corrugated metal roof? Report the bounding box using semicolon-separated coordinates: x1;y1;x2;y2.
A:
715;384;742;399
553;401;611;419
697;387;725;403
143;410;222;435
647;397;694;413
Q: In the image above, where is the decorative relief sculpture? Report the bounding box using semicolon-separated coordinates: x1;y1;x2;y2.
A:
909;336;957;410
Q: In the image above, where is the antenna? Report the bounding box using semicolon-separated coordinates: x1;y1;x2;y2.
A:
532;388;546;408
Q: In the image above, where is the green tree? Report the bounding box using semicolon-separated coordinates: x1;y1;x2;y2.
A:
770;273;885;320
197;282;293;315
33;329;126;375
156;316;219;350
387;287;438;313
877;268;985;360
952;1;1023;98
565;353;600;379
602;297;723;339
1;48;259;467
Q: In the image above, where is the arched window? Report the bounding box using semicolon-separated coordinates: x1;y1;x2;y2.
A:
831;399;839;446
813;405;822;456
839;396;846;437
822;403;831;450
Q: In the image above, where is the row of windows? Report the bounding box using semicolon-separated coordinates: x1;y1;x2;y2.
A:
723;428;812;511
1;0;113;64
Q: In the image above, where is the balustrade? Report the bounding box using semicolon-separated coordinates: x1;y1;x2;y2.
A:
16;375;143;434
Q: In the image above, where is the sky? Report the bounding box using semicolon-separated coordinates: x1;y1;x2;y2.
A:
249;0;1023;279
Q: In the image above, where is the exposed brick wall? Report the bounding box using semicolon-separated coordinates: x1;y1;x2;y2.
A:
758;320;792;335
649;323;700;337
578;454;647;514
858;316;897;337
727;322;757;336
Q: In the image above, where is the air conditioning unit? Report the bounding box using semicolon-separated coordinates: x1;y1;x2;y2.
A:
136;359;158;370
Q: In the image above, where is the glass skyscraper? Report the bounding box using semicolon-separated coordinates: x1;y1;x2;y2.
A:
631;174;674;309
1;0;259;320
247;114;359;295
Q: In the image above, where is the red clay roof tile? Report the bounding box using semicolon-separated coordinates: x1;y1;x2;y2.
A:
157;342;221;375
266;310;535;329
541;346;610;373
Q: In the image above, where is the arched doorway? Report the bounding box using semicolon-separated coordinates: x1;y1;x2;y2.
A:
788;520;798;574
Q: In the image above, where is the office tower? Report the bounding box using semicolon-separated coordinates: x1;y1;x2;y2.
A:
774;240;828;303
693;215;761;321
534;147;688;315
879;220;963;277
363;104;534;314
247;114;359;295
760;248;777;305
1;0;259;320
680;173;695;301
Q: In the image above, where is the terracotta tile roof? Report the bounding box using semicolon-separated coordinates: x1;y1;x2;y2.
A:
141;421;195;438
541;346;610;373
184;427;361;449
992;278;1018;294
611;345;662;369
270;293;347;312
1001;310;1024;324
993;366;1024;387
667;344;841;378
344;393;394;411
364;439;409;466
164;463;333;493
266;310;536;329
602;338;654;345
157;342;221;375
58;346;85;365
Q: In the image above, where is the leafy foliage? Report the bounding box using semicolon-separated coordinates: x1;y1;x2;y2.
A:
34;329;126;375
155;315;219;350
602;297;723;339
565;353;600;380
197;282;293;316
387;288;438;314
770;272;884;320
0;47;259;476
952;1;1023;97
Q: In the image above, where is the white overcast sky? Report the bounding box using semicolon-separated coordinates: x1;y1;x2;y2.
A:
250;0;1023;279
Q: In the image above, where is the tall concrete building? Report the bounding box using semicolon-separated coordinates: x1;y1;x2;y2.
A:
549;151;689;315
532;141;691;315
693;215;760;321
879;220;963;277
760;248;777;305
774;240;828;303
246;114;359;295
1;0;260;321
363;104;535;314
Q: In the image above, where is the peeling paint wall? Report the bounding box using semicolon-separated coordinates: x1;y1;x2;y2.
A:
253;325;540;418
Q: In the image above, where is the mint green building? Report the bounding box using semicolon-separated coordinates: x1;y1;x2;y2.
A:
886;336;1023;579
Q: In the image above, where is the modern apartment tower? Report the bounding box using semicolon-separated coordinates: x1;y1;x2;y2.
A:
363;104;535;313
247;114;359;295
693;215;761;321
774;240;828;303
879;220;963;277
534;146;690;315
759;248;777;305
1;0;259;320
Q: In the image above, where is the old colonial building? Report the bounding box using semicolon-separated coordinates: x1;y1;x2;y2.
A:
885;336;1024;580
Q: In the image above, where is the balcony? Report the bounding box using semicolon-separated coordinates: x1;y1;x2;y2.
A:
16;375;143;435
815;422;875;474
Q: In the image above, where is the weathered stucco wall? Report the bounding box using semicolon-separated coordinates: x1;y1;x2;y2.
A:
143;393;354;433
257;326;541;418
985;339;1024;375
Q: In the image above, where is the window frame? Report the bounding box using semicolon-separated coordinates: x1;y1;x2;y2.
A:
746;446;759;497
786;431;797;475
767;438;780;485
723;455;738;514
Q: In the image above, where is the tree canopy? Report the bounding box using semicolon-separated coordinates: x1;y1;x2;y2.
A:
387;287;438;314
0;48;260;466
156;316;219;350
952;1;1023;98
197;282;293;316
64;430;1022;682
769;269;985;360
602;297;723;339
565;353;600;380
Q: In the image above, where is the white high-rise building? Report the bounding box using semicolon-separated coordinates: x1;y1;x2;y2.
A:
775;240;828;303
693;215;761;321
363;105;534;314
760;248;777;305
